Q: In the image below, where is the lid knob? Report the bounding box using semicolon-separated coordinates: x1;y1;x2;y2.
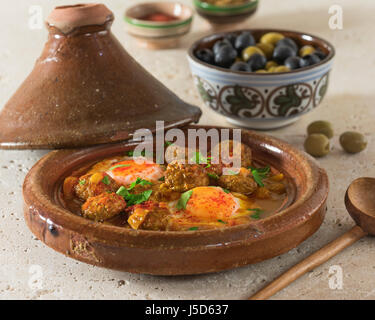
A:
46;3;114;34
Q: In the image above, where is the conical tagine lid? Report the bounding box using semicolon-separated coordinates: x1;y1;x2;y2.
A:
0;4;201;149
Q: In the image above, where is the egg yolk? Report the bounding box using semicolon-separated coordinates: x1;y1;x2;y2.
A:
106;158;164;186
184;187;239;221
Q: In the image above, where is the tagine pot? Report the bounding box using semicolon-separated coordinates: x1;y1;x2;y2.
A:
0;4;201;149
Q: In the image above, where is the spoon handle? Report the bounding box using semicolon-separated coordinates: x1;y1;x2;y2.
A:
249;225;367;300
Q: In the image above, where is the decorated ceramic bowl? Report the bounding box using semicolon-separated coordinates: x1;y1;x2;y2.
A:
187;29;335;129
124;2;193;49
193;0;259;25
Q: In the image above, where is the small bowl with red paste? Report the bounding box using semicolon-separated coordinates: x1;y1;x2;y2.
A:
125;2;194;49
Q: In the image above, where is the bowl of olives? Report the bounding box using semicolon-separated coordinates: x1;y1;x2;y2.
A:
187;29;335;129
193;0;259;25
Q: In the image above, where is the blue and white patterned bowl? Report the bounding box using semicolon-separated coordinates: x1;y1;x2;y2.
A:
187;29;335;129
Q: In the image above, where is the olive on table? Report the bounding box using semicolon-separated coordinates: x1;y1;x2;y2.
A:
300;54;321;67
304;134;330;157
247;53;267;71
339;131;367;154
195;48;215;64
213;39;232;54
234;31;256;52
215;45;237;68
307;120;334;139
260;32;285;46
230;61;252;72
256;42;274;59
276;37;298;54
299;45;315;57
284;56;303;70
242;46;264;62
273;45;296;64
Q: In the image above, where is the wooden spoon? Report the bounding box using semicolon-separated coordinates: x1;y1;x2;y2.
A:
249;177;375;300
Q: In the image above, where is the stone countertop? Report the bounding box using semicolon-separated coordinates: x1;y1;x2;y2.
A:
0;0;374;300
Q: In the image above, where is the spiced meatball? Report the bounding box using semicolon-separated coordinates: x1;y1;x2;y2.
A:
132;182;181;202
212;140;252;168
164;161;209;192
74;172;119;201
218;168;257;194
127;201;170;231
82;193;127;221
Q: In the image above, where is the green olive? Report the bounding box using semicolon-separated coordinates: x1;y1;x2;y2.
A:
242;46;265;62
304;134;330;157
339;131;367;153
256;42;274;59
265;60;278;70
260;32;285;46
272;65;290;73
299;45;315;57
307;121;334;139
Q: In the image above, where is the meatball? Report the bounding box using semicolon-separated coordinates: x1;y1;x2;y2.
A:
132;182;181;202
74;172;119;201
82;193;127;221
127;201;170;231
164;161;209;192
212;140;252;168
218;167;257;194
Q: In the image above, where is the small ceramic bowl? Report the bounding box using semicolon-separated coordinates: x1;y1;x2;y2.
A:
187;29;335;129
193;0;259;25
23;126;328;275
124;2;193;49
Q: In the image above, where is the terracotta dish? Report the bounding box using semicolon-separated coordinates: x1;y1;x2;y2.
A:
0;4;201;149
23;127;328;275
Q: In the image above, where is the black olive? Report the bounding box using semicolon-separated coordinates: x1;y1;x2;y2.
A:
234;31;255;52
314;50;327;60
224;33;237;47
230;61;252;72
273;45;296;64
215;46;237;68
195;48;215;64
300;53;321;67
213;39;233;55
284;56;303;70
247;53;267;71
276;38;298;53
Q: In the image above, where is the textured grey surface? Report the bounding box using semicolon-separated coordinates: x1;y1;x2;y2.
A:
0;0;374;299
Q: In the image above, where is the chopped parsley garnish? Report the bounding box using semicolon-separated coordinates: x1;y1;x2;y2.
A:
79;179;86;185
189;227;199;231
222;188;230;194
250;166;270;187
247;208;264;219
158;176;165;182
116;178;153;206
165;141;174;147
128;177;152;191
207;172;219;180
101;176;110;185
227;170;239;175
109;164;131;171
190;151;211;168
217;219;227;224
177;190;193;210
